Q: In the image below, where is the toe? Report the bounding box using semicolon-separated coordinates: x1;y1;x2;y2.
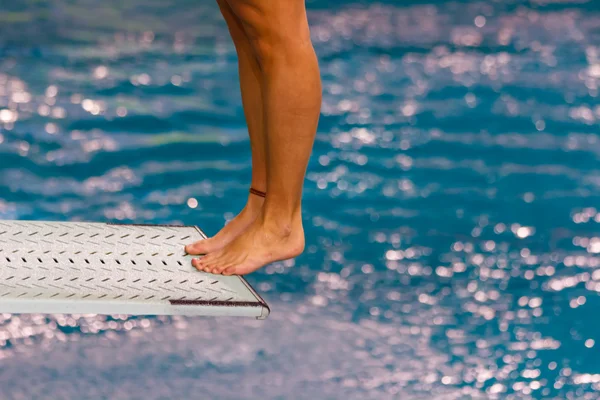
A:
215;262;234;274
198;252;215;265
185;239;215;255
223;266;237;275
200;258;214;271
191;258;202;270
212;266;225;274
185;241;201;255
195;255;216;273
207;256;229;274
198;263;210;272
210;263;223;274
195;263;210;273
185;242;200;255
212;266;226;275
201;259;219;274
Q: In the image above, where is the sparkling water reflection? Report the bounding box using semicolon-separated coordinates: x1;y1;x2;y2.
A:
1;0;600;399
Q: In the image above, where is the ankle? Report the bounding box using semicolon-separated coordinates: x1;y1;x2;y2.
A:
259;216;306;257
245;193;265;213
260;211;302;238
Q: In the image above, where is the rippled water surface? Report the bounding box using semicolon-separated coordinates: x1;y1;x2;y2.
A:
1;0;600;398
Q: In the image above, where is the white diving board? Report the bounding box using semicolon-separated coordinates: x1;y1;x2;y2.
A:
0;221;270;319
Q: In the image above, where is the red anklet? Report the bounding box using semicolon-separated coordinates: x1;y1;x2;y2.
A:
249;188;266;198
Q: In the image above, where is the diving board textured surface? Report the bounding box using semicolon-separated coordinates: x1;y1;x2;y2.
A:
0;221;269;319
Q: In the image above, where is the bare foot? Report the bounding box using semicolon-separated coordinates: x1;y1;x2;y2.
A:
191;215;305;275
185;194;264;255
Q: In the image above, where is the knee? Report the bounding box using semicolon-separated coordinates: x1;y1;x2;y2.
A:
232;4;309;69
250;24;313;71
241;17;281;67
248;31;278;68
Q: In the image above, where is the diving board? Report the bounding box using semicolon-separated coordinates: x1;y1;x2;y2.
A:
0;221;270;319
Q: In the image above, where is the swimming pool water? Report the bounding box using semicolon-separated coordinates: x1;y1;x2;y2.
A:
1;0;600;398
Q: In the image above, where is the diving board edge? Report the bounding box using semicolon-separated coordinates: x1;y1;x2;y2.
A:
1;298;268;318
192;224;271;320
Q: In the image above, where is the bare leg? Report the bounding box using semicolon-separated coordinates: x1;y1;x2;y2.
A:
193;0;322;275
185;0;267;256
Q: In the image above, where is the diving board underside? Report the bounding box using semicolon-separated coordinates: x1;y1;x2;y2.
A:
0;221;269;319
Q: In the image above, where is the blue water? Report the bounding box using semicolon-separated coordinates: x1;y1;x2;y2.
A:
1;0;600;398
